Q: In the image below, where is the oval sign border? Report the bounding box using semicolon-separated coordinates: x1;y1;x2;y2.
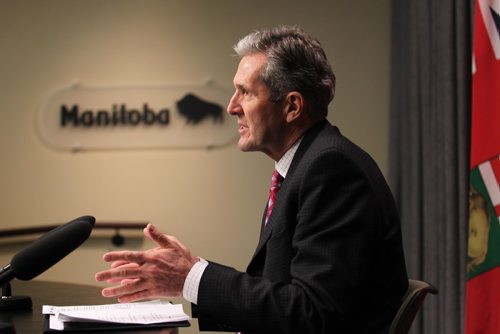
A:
36;81;237;152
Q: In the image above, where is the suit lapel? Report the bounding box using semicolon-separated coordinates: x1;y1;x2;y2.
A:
248;120;329;265
251;182;285;261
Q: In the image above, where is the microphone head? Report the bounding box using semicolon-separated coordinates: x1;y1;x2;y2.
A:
10;216;95;281
78;215;96;226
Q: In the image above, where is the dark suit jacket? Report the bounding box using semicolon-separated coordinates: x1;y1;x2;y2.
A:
192;120;408;333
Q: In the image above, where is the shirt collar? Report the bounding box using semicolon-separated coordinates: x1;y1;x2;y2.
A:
275;137;302;178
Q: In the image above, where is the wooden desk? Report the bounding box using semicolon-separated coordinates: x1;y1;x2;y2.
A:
0;280;181;333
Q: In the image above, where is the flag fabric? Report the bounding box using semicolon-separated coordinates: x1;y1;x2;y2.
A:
466;0;500;333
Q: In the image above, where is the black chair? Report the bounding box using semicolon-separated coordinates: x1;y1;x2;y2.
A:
388;279;438;334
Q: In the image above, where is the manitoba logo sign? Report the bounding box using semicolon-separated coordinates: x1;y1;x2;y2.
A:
36;83;236;151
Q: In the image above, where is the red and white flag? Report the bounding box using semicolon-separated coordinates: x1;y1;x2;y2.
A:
465;0;500;333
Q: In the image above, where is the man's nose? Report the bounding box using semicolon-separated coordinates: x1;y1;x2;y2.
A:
227;92;241;115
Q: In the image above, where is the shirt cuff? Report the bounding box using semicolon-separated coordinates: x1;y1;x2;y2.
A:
182;258;208;304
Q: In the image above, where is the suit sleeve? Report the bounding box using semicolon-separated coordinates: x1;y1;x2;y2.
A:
193;149;385;333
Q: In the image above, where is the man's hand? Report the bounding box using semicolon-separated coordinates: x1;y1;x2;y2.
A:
95;224;199;303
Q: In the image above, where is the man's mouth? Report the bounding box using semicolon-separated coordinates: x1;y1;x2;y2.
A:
238;123;248;133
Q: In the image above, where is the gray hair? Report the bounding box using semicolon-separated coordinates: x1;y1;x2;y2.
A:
233;25;336;118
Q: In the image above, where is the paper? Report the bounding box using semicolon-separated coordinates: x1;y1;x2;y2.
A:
43;299;190;331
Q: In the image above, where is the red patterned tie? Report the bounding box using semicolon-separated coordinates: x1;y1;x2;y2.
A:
265;170;284;225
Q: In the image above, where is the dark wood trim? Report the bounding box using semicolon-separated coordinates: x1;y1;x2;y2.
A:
0;222;148;238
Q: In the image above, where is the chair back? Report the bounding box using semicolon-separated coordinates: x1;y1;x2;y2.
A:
388;279;438;334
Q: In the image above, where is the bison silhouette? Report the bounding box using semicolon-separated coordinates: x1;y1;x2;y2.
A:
177;93;224;124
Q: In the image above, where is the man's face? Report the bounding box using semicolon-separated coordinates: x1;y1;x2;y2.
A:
227;53;287;159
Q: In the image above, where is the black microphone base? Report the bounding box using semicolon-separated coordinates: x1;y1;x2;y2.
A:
0;295;32;311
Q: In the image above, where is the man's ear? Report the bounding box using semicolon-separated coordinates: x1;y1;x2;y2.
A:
284;91;304;123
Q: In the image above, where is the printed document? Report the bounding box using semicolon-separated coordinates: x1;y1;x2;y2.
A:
43;299;190;331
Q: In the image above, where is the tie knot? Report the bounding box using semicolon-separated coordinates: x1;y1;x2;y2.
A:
271;170;284;191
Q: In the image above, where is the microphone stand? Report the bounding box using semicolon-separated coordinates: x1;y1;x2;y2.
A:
0;282;32;311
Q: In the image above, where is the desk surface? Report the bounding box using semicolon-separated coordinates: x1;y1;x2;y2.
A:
1;280;180;334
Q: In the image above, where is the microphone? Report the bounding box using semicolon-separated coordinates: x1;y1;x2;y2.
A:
0;216;95;286
0;215;94;313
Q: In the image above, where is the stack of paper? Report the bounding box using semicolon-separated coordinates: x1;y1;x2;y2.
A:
43;299;190;331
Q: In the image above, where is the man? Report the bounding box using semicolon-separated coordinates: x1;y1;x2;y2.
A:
95;26;408;333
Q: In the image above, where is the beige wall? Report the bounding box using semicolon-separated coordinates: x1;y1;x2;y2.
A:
0;1;390;332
